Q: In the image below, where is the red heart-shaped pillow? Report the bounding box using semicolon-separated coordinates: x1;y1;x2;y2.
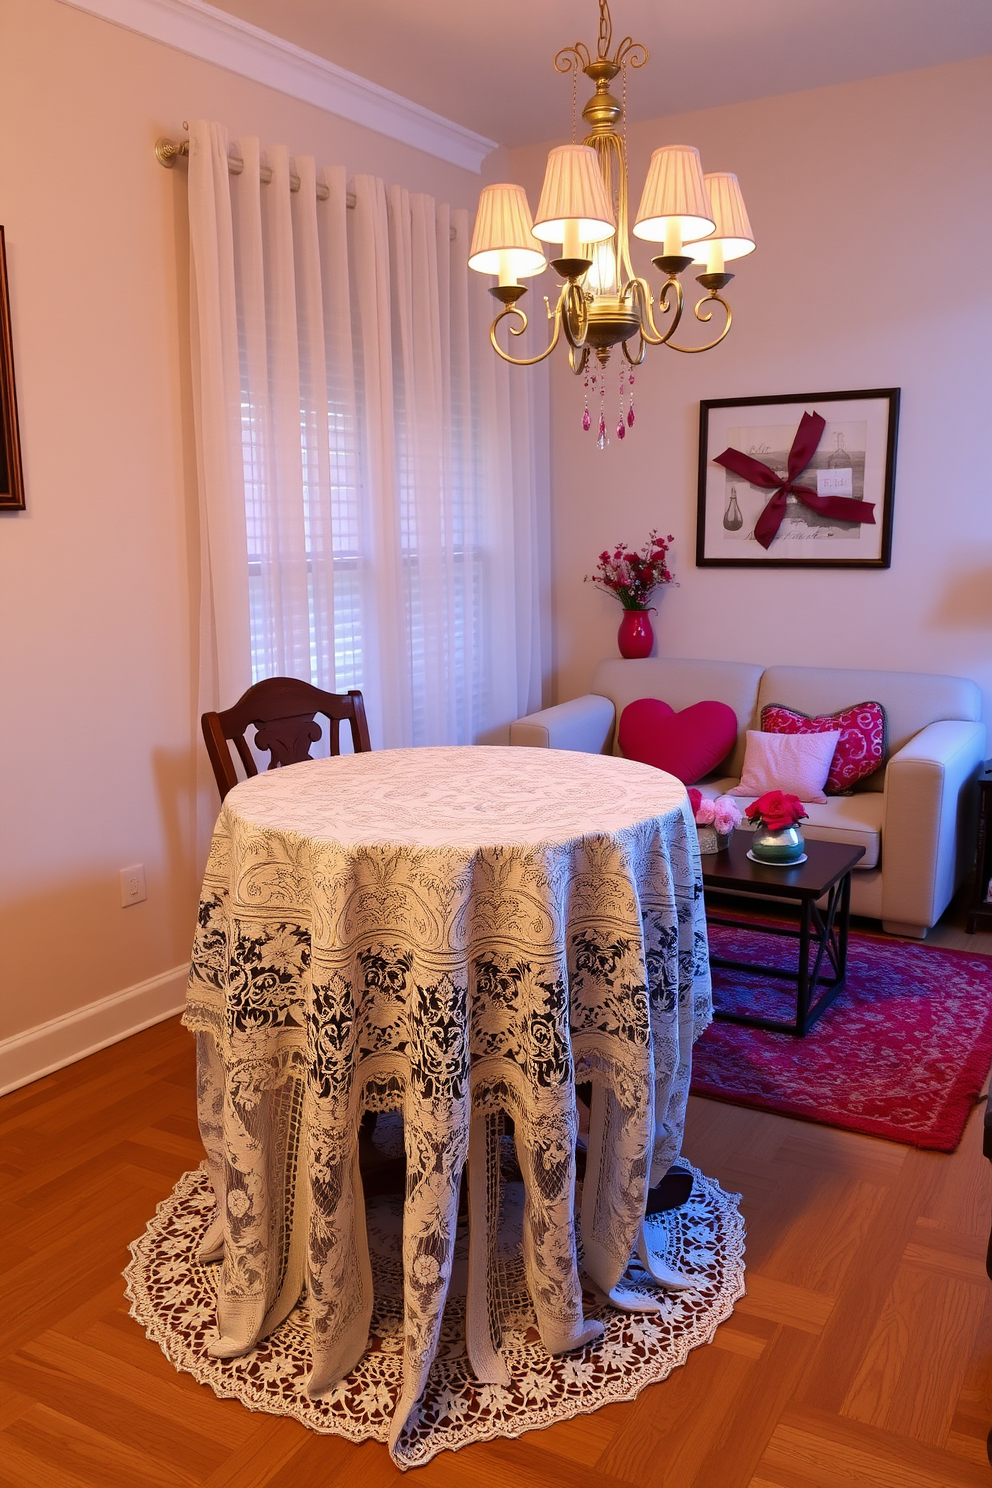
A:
618;698;738;785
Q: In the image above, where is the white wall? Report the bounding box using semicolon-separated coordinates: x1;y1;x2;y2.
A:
0;0;506;1051
509;59;992;721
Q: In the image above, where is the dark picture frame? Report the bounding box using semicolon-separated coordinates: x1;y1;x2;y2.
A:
0;226;25;512
696;388;899;568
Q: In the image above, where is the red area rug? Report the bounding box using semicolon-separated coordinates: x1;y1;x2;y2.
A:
691;924;992;1151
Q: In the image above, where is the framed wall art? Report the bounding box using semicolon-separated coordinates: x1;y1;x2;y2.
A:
0;226;25;512
696;388;899;568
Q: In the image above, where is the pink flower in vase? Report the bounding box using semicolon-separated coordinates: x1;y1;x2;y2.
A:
713;799;743;836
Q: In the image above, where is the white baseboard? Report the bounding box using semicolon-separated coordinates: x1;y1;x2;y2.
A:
0;965;188;1096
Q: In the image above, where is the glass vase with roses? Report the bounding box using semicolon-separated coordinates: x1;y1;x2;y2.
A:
745;791;808;864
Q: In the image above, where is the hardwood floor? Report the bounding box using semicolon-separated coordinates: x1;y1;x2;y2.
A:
3;936;990;1486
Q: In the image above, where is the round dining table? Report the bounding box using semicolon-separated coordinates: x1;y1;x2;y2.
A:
184;744;712;1462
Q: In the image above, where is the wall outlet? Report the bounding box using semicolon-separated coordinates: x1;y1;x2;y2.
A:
120;863;147;907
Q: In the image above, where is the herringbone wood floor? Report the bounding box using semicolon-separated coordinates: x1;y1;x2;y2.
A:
3;949;991;1486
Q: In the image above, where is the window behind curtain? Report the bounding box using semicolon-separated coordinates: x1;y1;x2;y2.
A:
188;133;545;758
241;189;486;745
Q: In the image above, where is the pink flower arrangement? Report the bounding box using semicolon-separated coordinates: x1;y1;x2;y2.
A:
688;789;742;836
585;531;677;610
745;790;808;832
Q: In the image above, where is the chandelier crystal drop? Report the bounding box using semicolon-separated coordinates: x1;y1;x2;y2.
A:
468;0;756;447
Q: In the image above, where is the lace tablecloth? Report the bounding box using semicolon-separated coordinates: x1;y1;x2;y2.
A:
184;745;711;1462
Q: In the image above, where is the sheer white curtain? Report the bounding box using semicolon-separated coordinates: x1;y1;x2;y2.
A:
187;119;548;792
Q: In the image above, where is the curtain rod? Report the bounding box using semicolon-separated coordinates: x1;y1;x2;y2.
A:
157;137;335;203
155;138;462;237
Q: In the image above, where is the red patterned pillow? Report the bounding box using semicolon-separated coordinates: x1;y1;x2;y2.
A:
760;701;886;794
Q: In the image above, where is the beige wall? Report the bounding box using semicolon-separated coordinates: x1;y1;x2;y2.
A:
509;59;992;721
1;6;989;1051
0;0;505;1039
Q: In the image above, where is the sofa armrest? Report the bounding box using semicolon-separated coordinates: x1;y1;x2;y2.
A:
881;719;987;931
509;695;616;753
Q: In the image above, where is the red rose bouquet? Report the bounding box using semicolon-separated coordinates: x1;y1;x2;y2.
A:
745;790;807;832
585;531;677;610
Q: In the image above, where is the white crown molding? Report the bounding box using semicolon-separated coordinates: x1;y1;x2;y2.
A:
56;0;498;173
0;964;187;1095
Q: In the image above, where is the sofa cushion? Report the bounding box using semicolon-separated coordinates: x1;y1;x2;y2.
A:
729;729;840;803
618;699;738;785
592;657;764;777
695;777;743;800
757;666;982;792
761;700;886;793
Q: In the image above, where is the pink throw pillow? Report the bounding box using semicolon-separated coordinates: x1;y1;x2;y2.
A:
729;729;840;804
618;698;738;786
761;701;886;794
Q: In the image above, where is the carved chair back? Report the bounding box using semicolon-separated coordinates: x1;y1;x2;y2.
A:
202;677;372;802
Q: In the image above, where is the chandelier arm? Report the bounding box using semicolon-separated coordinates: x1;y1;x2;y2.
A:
569;343;591;375
560;281;591;350
621;330;646;367
628;276;686;346
662;293;733;354
555;43;591;74
489;299;565;367
613;37;647;68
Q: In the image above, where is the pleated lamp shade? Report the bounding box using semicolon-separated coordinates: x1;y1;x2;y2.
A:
469;184;547;277
632;145;714;243
687;173;755;262
532;145;615;244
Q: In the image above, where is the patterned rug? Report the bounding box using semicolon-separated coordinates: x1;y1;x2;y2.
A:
125;1159;745;1469
692;924;992;1151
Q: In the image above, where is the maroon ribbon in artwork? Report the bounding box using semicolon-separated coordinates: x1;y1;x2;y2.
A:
714;410;875;550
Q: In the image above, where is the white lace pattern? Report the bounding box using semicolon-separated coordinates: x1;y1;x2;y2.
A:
126;1155;745;1470
181;747;714;1463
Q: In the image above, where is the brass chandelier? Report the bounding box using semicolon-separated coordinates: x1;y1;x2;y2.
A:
468;0;756;447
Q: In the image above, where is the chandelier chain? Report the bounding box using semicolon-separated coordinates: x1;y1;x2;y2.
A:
598;0;612;58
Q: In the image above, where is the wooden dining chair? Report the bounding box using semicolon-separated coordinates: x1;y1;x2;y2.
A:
202;677;372;801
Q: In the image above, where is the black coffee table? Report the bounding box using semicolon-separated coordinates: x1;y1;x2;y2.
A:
699;833;865;1036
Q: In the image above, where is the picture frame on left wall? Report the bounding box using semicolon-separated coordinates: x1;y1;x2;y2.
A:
1;226;25;512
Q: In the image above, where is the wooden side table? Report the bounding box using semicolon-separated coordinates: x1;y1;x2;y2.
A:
966;760;992;933
700;835;865;1036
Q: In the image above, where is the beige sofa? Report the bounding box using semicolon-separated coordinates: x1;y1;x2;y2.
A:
510;658;986;939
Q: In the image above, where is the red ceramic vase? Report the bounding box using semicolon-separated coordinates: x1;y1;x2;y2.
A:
617;608;654;659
